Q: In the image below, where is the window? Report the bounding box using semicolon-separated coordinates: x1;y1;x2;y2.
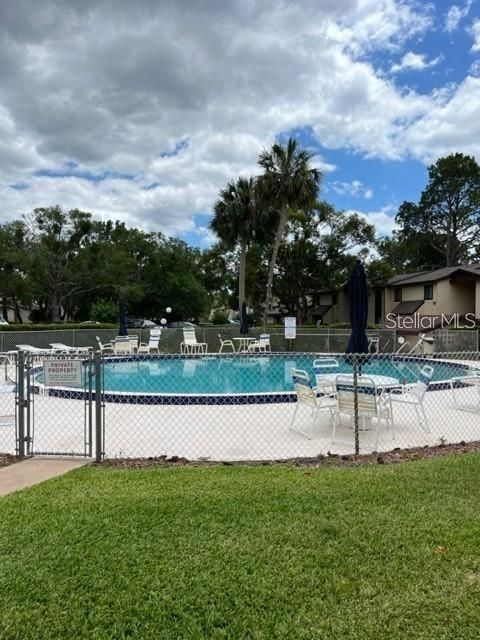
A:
332;293;338;305
394;287;402;302
424;285;433;300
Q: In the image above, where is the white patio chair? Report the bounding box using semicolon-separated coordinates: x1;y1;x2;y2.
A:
384;381;430;433
290;368;337;439
138;333;160;354
332;375;393;450
181;327;207;354
113;337;133;354
96;336;114;354
313;358;340;397
127;335;139;352
248;333;271;353
218;333;235;353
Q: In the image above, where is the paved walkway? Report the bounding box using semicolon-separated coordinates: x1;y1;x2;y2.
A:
0;458;91;496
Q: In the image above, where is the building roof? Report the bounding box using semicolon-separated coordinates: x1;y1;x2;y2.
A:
386;264;480;287
391;300;424;315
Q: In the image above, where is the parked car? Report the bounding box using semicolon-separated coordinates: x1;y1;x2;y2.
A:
126;318;159;329
166;321;196;329
0;315;8;325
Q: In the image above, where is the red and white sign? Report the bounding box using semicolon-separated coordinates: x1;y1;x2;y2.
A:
43;360;83;387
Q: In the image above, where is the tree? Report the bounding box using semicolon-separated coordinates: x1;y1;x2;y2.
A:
0;221;32;322
210;177;258;312
26;206;96;322
273;203;376;323
256;138;321;323
396;153;480;267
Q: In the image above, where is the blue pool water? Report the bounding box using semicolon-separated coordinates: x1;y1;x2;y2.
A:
100;355;469;395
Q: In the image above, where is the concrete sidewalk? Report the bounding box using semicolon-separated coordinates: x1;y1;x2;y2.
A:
0;458;91;496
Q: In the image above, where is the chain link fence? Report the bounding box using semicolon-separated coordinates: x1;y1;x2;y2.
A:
2;346;480;462
0;326;397;354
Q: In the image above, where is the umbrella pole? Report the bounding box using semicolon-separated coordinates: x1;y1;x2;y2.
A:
353;355;359;455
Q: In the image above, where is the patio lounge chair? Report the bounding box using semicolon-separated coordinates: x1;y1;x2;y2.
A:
218;333;235;353
180;327;207;354
290;368;337;439
332;375;393;450
138;333;160;354
49;343;90;355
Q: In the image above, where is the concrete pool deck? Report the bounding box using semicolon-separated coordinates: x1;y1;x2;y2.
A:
1;356;479;461
1;382;479;461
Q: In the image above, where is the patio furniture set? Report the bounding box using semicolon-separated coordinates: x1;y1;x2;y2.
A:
290;357;432;448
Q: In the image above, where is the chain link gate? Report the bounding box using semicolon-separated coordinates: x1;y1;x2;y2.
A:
14;351;102;459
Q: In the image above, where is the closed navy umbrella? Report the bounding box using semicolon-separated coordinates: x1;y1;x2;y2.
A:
345;260;369;455
118;300;128;336
240;301;249;335
346;260;369;355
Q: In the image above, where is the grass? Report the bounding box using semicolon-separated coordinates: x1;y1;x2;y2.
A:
1;456;480;639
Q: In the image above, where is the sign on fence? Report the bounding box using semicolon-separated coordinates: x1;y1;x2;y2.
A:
43;359;83;387
284;317;296;339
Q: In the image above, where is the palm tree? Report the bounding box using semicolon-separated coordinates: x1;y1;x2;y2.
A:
256;138;321;324
210;177;258;313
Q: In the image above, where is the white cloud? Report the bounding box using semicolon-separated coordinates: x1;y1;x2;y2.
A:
352;205;398;236
391;51;442;73
470;19;480;52
404;76;480;162
444;0;473;33
470;59;480;76
0;0;476;238
329;180;374;199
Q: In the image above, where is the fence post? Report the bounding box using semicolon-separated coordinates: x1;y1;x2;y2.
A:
353;355;360;456
16;351;25;458
94;351;103;462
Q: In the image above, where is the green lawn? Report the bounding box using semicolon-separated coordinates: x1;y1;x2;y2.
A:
1;456;480;639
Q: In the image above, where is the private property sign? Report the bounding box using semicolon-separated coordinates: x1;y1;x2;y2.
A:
43;359;83;387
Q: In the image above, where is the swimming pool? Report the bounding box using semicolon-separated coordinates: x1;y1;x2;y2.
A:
99;354;471;396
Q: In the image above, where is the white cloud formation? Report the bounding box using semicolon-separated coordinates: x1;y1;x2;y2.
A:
470;59;480;76
391;51;442;73
444;0;473;33
352;205;399;237
329;180;374;199
0;0;477;239
470;19;480;52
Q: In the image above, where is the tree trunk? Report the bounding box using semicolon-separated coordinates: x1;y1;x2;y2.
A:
263;207;288;325
14;301;23;323
238;241;247;312
50;288;61;322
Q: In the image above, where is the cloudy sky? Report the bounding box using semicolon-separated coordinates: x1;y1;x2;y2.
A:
1;0;480;246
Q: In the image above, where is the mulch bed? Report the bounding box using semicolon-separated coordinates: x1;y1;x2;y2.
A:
0;452;18;468
99;440;480;469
